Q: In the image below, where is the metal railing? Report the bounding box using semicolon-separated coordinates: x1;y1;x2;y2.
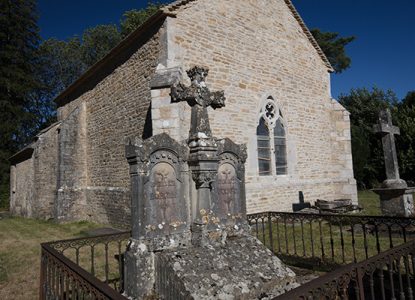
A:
248;212;415;269
39;212;415;299
275;238;415;300
40;231;130;299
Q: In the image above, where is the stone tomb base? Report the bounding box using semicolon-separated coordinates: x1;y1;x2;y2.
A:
373;187;415;217
146;234;297;299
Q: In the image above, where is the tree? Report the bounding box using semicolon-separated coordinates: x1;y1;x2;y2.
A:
81;24;121;66
120;2;163;38
394;91;415;183
0;0;40;207
339;88;397;188
311;29;355;73
31;25;122;127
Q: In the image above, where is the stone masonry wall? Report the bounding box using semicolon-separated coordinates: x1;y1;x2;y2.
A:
10;158;34;217
160;0;357;212
33;123;60;219
56;103;88;222
10;123;60;219
56;21;166;227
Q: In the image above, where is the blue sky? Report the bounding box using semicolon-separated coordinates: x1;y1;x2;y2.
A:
38;0;414;99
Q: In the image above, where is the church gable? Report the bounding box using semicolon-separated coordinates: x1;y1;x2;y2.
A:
164;0;333;72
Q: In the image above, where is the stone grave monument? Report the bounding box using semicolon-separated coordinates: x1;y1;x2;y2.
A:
123;66;297;299
292;191;311;212
372;109;415;216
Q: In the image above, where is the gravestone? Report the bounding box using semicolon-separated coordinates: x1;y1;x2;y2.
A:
124;133;191;296
372;109;415;216
124;66;297;299
292;191;311;212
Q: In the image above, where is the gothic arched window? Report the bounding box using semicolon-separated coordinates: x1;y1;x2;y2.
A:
257;97;287;176
257;117;271;175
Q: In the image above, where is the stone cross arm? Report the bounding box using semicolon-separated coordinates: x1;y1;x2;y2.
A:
373;123;400;136
373;109;400;136
171;66;225;109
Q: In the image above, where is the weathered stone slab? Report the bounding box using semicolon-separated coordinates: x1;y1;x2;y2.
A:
214;138;247;225
125;133;190;242
155;234;298;300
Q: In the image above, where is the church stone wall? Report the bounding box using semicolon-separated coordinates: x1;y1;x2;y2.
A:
55;21;166;227
33;124;59;219
10;123;59;219
10;158;34;217
161;0;356;213
56;104;88;222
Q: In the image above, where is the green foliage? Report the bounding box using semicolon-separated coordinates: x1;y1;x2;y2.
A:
311;29;355;73
81;24;122;66
30;1;165;119
30;25;122;128
120;1;163;38
339;88;397;188
0;0;40;208
394;91;415;183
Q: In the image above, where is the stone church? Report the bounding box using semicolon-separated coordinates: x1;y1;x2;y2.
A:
9;0;357;227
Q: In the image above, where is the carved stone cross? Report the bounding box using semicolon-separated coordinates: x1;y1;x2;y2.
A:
171;66;225;139
171;66;226;223
373;109;401;182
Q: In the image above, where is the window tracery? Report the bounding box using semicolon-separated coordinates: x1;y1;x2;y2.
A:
256;97;287;176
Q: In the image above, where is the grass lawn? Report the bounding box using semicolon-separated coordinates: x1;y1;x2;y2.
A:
253;190;413;268
357;190;382;215
0;217;101;300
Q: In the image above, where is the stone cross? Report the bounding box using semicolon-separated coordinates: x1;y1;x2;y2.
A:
171;66;226;223
171;66;225;139
373;109;401;181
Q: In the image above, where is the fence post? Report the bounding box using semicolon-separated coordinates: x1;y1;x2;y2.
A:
356;266;365;300
268;213;274;253
39;246;47;300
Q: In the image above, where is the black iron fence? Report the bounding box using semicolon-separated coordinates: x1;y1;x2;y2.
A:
248;212;415;269
40;231;130;299
39;213;415;299
275;238;415;300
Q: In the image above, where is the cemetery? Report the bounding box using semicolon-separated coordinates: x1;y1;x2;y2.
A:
2;0;415;299
36;67;415;299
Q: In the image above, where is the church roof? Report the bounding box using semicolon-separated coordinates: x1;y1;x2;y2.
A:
55;0;333;107
9;122;60;164
9;143;34;164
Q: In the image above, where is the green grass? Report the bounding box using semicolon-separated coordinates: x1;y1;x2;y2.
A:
252;190;410;270
357;190;382;215
0;217;101;300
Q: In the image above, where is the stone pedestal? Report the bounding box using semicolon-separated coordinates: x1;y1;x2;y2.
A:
124;240;156;297
373;187;415;217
